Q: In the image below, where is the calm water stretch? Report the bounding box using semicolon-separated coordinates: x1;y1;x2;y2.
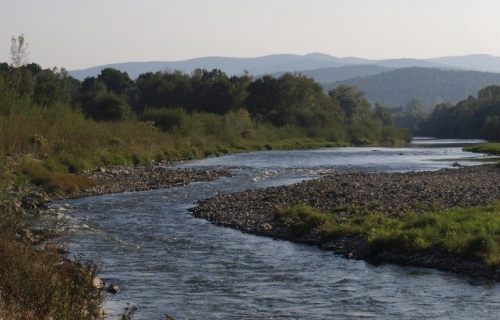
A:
49;139;500;319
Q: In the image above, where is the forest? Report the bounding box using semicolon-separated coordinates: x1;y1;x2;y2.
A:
324;67;500;108
0;55;412;170
418;85;500;140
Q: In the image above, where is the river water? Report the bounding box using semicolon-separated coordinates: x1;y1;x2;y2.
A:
49;140;500;319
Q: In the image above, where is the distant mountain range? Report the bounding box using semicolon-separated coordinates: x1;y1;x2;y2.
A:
68;53;500;81
68;53;500;108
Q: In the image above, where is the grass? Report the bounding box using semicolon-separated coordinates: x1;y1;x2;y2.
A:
464;142;500;156
274;202;500;267
464;143;500;167
0;236;103;319
0;103;361;196
0;168;104;319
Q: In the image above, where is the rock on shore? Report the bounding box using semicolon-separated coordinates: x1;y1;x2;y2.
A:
64;165;232;199
190;164;500;280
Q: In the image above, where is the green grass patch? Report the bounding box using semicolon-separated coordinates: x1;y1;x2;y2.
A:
464;143;500;156
274;202;500;267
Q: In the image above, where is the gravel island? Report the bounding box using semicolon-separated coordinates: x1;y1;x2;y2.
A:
190;164;500;280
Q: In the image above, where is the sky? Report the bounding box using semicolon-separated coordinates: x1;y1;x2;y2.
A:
1;0;500;70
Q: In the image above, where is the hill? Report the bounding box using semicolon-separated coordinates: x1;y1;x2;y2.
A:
270;64;393;83
427;54;500;73
69;53;473;80
69;54;351;80
322;67;500;108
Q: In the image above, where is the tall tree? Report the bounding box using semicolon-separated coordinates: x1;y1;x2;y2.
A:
373;103;393;126
10;34;30;70
10;34;30;89
97;68;134;95
329;85;371;124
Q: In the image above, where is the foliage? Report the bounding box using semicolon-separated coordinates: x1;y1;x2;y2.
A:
0;164;103;319
0;237;104;319
420;85;500;140
323;67;500;108
329;85;371;124
372;103;393;126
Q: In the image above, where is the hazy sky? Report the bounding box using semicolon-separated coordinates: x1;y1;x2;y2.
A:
1;0;499;70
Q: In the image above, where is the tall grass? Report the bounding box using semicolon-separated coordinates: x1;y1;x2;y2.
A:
0;234;103;319
0;156;103;319
274;202;500;266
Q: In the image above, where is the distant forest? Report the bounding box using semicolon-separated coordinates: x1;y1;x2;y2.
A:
323;67;500;108
419;85;500;140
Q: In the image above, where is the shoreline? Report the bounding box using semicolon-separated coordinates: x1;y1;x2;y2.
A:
55;164;232;200
190;164;500;280
37;163;500;281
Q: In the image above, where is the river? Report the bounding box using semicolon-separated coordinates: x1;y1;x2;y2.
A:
48;140;500;319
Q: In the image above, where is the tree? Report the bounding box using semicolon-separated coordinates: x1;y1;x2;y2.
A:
483;116;500;141
10;34;30;69
191;69;233;114
405;99;428;118
97;68;134;95
10;34;30;89
245;74;279;122
373;103;393;126
97;93;131;121
34;82;59;106
329;85;371;124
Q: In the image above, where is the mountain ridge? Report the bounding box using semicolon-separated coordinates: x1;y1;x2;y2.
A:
68;53;500;81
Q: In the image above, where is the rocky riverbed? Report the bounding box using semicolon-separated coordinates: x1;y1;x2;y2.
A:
191;164;500;280
65;165;232;199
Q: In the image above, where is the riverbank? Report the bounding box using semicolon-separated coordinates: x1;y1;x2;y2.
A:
190;164;500;280
61;164;232;199
0;164;232;319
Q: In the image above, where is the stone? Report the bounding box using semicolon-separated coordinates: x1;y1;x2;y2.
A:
106;284;120;293
93;277;105;289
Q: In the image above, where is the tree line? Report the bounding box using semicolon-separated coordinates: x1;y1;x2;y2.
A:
0;59;410;145
324;67;500;109
418;85;500;141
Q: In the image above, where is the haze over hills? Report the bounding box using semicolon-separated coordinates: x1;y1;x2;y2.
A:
68;53;500;81
67;53;500;109
323;67;500;108
270;65;393;83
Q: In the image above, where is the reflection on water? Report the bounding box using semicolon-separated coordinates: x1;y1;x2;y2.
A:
49;141;500;319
